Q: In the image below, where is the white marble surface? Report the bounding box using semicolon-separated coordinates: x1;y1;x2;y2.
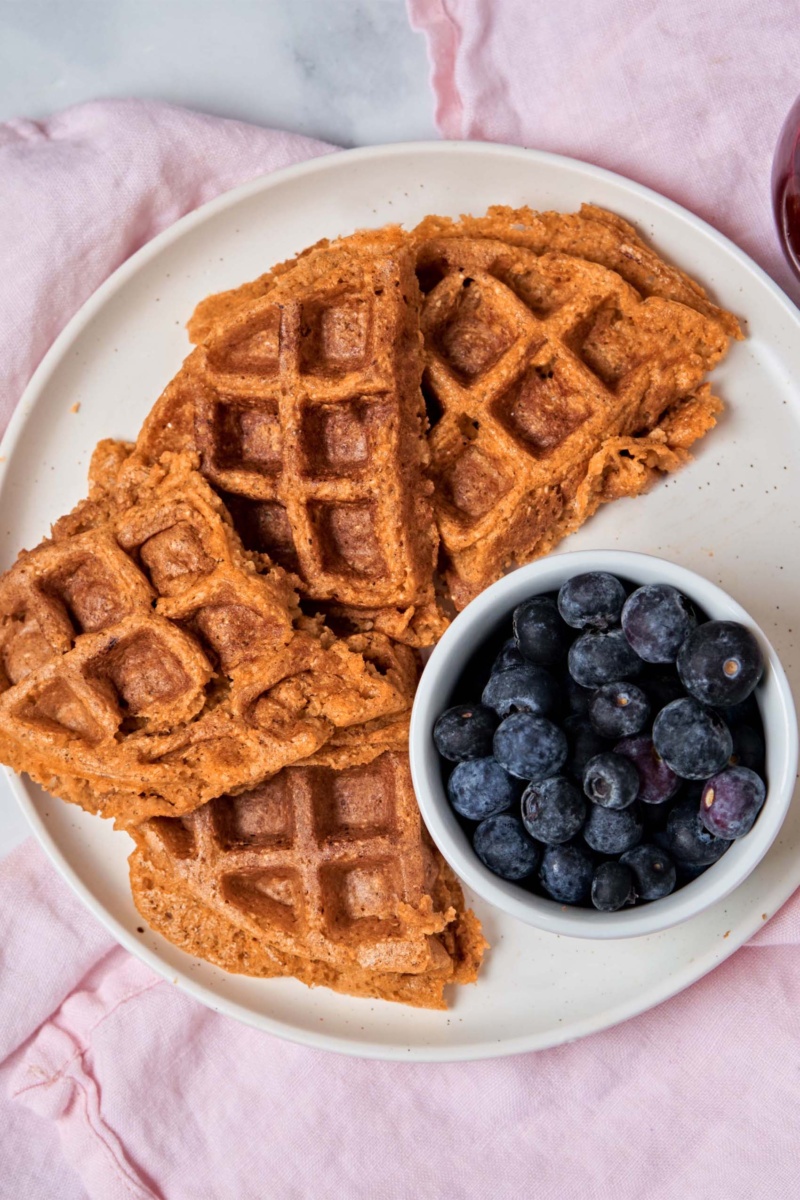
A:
0;0;435;858
0;0;436;144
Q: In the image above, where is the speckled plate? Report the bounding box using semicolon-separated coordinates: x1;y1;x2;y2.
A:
2;143;799;1061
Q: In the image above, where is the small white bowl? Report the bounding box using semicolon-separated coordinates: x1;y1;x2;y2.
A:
410;550;798;938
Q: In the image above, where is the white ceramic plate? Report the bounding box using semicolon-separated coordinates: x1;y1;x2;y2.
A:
2;143;799;1062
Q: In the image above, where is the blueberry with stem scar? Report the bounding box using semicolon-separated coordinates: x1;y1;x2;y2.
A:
677;621;764;707
700;766;766;838
588;682;650;739
583;751;640;809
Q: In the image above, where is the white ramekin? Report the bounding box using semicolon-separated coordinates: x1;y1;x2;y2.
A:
410;550;798;938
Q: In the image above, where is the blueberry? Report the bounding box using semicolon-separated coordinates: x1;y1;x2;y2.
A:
661;802;732;867
568;628;642;688
591;861;636;911
493;713;568;781
564;674;593;718
539;843;594;904
447;757;522;821
481;663;557;718
563;716;608;782
521;776;586;845
620;844;677;900
614;735;680;805
700;766;767;838
473;814;540;881
728;723;766;773
434;703;498;761
677;620;764;707
583;803;643;854
652;698;733;780
588;682;650;739
493;638;525;672
621;583;696;663
512;596;570;667
557;572;626;631
583;751;640;809
640;670;685;714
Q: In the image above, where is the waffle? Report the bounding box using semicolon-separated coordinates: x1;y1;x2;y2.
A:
188;206;741;609
412;205;742;606
134;233;445;647
129;748;486;1008
0;451;416;823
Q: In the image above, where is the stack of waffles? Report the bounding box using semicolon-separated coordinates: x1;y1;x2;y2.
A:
0;204;743;1007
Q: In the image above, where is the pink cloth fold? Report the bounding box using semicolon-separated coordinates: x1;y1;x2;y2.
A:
2;17;800;1191
3;838;800;1200
408;0;800;305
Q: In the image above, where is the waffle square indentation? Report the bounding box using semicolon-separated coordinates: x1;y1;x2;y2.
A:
311;761;396;842
300;298;371;375
213;402;283;474
2;616;54;686
322;860;401;933
193;603;281;671
139;522;215;595
20;679;102;742
434;279;516;382
301;397;388;477
148;815;197;860
311;501;386;579
223;497;299;572
444;446;512;520
43;557;128;635
494;362;588;456
212;775;294;850
222;869;300;933
575;305;635;384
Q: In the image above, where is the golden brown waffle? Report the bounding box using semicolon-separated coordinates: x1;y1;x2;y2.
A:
129;748;486;1007
135;234;445;647
187;206;741;609
0;452;416;822
411;205;742;606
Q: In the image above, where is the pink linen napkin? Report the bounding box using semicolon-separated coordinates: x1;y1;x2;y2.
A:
0;99;333;439
2;26;800;1193
4;837;800;1200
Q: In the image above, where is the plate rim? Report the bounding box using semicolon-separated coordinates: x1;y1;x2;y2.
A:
2;139;799;1062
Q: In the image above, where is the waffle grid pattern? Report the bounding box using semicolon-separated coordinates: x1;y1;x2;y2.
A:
418;235;732;604
0;457;414;820
194;251;429;612
143;751;447;974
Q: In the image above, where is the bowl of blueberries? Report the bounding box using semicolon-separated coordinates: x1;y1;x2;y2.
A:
409;550;797;937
